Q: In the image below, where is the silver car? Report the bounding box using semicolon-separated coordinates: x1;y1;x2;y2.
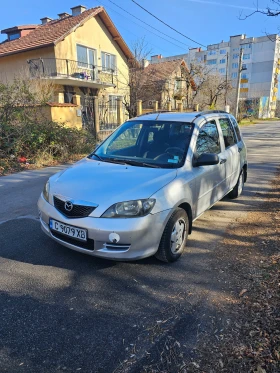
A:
38;111;247;262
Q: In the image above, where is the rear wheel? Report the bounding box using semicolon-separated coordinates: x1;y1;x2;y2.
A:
155;208;189;263
228;168;244;199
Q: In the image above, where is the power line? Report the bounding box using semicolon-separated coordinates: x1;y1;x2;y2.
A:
97;0;189;52
131;0;207;48
107;0;191;49
91;0;187;53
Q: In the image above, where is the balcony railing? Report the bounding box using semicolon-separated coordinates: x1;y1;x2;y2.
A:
27;58;115;85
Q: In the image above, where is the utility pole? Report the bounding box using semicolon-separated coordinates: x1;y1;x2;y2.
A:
235;48;244;118
225;52;229;112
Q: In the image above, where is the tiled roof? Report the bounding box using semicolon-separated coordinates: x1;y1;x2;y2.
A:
143;60;183;81
143;60;196;89
0;6;133;60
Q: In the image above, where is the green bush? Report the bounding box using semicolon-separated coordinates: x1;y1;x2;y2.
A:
0;119;96;171
0;78;96;175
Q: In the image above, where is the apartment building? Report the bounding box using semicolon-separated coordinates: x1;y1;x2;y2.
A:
150;34;280;117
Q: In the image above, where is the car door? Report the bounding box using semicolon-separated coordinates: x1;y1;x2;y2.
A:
218;117;240;191
193;119;227;218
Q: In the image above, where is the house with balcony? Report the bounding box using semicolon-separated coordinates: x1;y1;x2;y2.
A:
0;5;133;133
139;58;196;111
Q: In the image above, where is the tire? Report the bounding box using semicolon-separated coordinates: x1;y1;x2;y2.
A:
228;168;245;199
155;208;189;263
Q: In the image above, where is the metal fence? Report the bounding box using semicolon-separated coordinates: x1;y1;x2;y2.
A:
98;101;128;131
27;58;114;84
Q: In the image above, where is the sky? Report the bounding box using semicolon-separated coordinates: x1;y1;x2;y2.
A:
1;0;280;57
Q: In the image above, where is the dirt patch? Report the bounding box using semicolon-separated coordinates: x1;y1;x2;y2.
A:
182;174;280;372
115;172;280;373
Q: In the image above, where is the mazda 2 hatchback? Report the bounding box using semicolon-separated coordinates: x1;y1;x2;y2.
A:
38;111;247;262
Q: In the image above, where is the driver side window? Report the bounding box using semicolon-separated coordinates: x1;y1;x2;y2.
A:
196;121;221;157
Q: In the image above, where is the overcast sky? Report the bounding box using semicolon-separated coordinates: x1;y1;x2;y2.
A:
1;0;279;57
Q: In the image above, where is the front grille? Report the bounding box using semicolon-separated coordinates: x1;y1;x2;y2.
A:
104;243;130;251
51;230;94;251
53;196;96;218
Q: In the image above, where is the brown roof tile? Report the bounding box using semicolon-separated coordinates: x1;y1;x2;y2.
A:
0;6;133;60
143;60;184;81
143;60;196;89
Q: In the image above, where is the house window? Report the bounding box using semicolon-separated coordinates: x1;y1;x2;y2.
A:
174;79;182;90
219;68;226;74
220;59;226;64
241;73;248;79
243;54;251;60
232;72;238;78
242;44;252;49
233;53;239;59
207;59;217;65
208;50;216;56
9;32;20;41
233;48;239;51
64;86;75;103
232;63;238;69
240;83;248;88
220;49;226;54
77;45;96;68
101;52;116;72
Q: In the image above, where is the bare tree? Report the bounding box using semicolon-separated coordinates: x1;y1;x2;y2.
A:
240;0;280;19
189;62;232;110
117;37;154;118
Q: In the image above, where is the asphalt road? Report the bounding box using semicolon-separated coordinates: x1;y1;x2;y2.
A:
0;121;279;373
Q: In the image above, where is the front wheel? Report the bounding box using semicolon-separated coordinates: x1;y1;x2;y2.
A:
228;169;244;199
155;208;189;263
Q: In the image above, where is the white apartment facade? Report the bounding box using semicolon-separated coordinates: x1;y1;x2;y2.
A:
150;34;280;117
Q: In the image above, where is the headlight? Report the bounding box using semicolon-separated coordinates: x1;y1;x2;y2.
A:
102;199;156;218
43;181;50;203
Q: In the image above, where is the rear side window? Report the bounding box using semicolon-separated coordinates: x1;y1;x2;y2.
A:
196;120;221;156
219;118;237;148
230;117;242;142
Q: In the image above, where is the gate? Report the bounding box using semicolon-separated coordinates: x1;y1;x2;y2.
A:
80;95;95;133
98;100;120;131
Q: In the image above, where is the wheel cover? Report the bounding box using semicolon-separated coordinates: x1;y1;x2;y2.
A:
238;170;244;196
170;218;186;254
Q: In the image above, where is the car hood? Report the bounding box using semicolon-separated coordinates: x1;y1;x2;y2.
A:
49;158;177;217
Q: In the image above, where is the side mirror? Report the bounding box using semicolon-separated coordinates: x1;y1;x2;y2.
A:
193;153;219;167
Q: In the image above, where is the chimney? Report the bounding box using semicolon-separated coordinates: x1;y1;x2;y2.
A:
141;59;150;68
58;12;70;19
40;17;52;25
71;5;87;16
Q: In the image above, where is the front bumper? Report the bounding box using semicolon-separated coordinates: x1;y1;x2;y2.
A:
38;195;172;260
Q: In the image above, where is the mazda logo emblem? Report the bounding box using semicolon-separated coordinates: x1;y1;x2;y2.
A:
64;201;73;211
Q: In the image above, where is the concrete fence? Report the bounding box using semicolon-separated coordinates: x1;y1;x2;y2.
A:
137;100;199;116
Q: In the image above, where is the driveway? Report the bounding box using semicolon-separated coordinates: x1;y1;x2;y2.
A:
0;121;279;373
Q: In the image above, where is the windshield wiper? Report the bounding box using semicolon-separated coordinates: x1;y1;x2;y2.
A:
89;154;126;165
89;153;104;161
103;158;127;165
121;159;161;168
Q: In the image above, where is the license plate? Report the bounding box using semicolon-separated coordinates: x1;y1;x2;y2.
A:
49;219;87;242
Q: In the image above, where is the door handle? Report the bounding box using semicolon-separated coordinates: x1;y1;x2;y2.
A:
220;158;227;164
238;147;242;153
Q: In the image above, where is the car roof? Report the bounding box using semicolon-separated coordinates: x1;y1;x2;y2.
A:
132;111;231;123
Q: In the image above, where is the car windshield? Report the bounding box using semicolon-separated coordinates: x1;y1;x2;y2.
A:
90;120;194;168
